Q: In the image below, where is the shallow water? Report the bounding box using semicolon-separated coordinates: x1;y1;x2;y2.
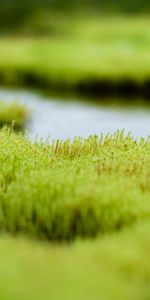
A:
0;88;150;140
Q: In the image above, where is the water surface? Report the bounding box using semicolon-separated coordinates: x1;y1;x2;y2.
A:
0;88;149;140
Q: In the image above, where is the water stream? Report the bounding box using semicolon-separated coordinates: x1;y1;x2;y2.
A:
0;88;149;140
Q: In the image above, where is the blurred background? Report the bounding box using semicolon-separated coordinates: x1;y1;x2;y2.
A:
0;0;150;139
0;0;150;34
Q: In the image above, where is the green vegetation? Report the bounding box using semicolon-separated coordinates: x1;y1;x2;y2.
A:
0;220;150;300
0;127;150;299
0;101;28;128
1;1;150;298
0;127;150;240
0;17;150;95
0;0;150;32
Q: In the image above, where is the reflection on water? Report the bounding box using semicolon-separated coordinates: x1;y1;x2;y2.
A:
0;88;149;140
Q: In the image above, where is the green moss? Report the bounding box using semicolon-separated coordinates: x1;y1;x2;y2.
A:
0;102;28;128
0;128;150;240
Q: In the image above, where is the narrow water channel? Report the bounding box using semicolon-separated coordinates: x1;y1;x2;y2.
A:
0;88;149;140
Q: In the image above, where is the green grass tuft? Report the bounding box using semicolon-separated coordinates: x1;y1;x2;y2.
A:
0;128;150;241
0;101;28;129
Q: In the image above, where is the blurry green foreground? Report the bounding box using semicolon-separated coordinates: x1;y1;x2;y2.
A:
0;220;150;300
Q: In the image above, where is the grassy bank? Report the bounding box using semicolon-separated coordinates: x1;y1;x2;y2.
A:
0;17;150;96
0;220;150;300
0;127;150;240
0;101;28;128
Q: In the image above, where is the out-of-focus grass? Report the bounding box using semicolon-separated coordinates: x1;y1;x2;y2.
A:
0;220;149;300
0;101;28;128
0;17;150;92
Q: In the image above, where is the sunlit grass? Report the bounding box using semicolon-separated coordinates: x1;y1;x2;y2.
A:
0;128;150;240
